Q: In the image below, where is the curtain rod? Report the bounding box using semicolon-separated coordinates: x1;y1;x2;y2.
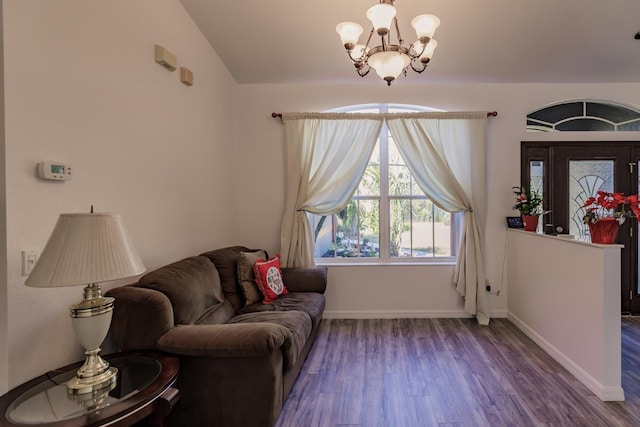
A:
271;111;498;122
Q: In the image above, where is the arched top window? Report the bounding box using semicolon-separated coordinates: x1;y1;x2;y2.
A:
527;100;640;132
327;103;443;114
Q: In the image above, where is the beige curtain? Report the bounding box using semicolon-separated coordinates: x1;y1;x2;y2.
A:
386;112;489;324
280;113;383;267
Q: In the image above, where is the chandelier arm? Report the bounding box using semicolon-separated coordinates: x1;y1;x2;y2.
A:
347;49;364;63
409;60;428;74
393;17;404;48
364;28;375;51
412;42;427;59
356;64;370;77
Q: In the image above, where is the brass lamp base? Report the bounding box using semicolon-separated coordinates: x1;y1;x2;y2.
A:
67;349;118;395
67;284;118;395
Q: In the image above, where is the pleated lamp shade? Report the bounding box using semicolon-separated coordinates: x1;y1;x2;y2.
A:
25;213;145;288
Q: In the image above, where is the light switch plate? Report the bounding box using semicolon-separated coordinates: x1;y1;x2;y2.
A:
22;250;38;276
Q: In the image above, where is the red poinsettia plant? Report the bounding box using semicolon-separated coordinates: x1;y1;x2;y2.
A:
582;191;640;225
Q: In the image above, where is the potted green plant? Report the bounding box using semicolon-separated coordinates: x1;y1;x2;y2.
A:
512;186;543;231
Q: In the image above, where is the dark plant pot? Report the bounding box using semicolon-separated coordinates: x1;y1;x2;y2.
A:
522;215;539;232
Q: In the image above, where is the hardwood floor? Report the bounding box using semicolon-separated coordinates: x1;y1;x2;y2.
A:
275;317;640;427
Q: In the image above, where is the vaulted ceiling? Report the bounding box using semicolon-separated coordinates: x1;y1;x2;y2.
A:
180;0;640;85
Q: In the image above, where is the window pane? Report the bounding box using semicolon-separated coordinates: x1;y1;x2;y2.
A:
357;164;380;196
390;199;410;257
432;204;452;257
314;200;380;258
335;201;360;258
569;160;614;241
389;138;418;196
357;199;380;258
389;165;411;196
556;119;614;132
619;121;640;131
586;102;639;123
357;140;380;196
411;199;431;257
528;102;583;123
526;120;553;132
388;136;403;165
530;160;545;233
530;160;544;196
310;213;334;258
390;199;452;258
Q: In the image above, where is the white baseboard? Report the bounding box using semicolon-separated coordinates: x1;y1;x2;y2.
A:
323;309;472;319
490;308;508;318
324;308;509;320
507;311;625;402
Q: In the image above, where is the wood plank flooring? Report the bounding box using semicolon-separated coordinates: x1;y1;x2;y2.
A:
275;317;640;427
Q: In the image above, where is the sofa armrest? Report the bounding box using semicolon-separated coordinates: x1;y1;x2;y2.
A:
106;285;175;351
281;267;327;294
156;323;289;358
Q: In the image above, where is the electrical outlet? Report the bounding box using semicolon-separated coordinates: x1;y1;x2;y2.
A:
21;250;38;276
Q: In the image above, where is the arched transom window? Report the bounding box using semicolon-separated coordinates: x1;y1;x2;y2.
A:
527;100;640;132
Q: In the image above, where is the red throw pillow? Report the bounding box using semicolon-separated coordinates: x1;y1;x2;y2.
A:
253;255;288;304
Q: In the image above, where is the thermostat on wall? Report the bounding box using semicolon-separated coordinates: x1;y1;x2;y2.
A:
37;161;72;180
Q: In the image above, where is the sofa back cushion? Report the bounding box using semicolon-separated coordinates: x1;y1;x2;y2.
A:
200;246;260;311
137;255;230;325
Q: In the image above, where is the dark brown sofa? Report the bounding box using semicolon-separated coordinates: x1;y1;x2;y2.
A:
105;246;327;427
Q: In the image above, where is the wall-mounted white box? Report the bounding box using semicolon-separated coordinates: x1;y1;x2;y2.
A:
180;67;194;86
155;45;177;71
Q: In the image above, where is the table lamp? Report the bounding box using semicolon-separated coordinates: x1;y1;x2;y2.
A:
25;212;145;394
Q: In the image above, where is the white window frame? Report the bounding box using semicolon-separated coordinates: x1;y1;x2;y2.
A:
314;103;459;266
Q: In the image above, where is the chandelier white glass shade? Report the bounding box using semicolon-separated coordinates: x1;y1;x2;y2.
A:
25;212;145;394
366;3;396;36
336;0;440;85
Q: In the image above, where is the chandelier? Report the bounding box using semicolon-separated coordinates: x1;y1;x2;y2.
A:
336;0;440;86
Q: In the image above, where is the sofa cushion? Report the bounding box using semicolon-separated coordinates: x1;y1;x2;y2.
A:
254;255;288;304
228;310;312;371
197;300;237;325
237;250;267;306
239;292;325;329
137;256;229;325
200;246;253;311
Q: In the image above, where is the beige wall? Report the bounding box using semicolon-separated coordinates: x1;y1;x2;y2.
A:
2;0;238;391
0;0;7;396
233;83;640;318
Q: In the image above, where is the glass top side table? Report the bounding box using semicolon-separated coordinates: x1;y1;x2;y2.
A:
1;351;179;427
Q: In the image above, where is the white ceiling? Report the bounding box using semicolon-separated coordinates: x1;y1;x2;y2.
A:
179;0;640;85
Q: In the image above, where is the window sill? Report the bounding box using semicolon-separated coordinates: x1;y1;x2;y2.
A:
315;259;456;267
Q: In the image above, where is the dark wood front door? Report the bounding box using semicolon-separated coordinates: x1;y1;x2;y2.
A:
522;142;640;314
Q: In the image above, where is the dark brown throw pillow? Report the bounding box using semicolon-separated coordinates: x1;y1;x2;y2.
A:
237;250;267;306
